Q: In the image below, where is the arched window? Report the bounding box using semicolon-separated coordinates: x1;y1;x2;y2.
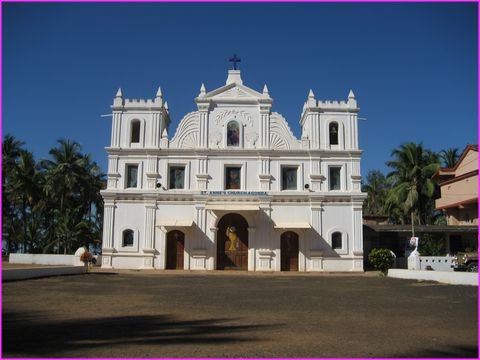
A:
122;229;134;247
131;120;141;143
332;232;342;249
227;121;240;146
329;122;339;145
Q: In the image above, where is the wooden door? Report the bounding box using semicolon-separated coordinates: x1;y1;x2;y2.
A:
281;231;299;271
217;213;249;270
166;230;184;270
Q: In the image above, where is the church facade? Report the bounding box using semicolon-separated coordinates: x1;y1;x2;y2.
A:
101;68;366;272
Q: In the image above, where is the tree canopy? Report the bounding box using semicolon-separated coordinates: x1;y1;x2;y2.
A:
2;135;105;254
363;142;449;225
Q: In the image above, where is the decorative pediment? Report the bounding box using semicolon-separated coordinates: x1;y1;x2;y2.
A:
214;86;253;99
201;83;269;103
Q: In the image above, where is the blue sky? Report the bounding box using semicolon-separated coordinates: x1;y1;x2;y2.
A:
3;2;478;177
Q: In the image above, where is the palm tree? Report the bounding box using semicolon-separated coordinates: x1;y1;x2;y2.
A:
54;207;90;254
39;139;105;254
11;150;42;253
385;142;440;225
439;148;460;168
41;139;87;213
2;136;105;254
362;170;389;215
40;139;90;253
2;135;25;253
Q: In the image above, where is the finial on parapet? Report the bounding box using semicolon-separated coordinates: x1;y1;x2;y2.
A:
113;88;124;106
160;127;169;149
347;89;357;107
164;101;169;111
199;83;206;97
307;89;316;107
156;87;163;99
263;84;269;96
154;86;163;105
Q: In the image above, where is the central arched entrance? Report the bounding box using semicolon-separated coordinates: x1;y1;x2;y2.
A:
217;213;249;270
281;231;299;271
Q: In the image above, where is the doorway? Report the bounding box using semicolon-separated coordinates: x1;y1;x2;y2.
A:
217;213;249;270
166;230;185;270
281;231;299;271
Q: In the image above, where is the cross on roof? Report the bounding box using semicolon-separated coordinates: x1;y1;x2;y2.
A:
229;54;241;70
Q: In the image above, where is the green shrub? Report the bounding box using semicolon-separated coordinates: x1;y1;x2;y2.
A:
368;248;395;275
418;234;446;256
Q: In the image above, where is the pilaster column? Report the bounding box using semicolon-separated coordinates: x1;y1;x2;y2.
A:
107;155;120;189
101;201;116;268
210;227;218;270
158;226;167;270
310;203;323;236
259;203;272;250
309;159;324;192
141;202;156;269
258;157;271;190
150;112;161;148
145;156;159;189
247;227;256;271
194;204;207;251
352;202;363;256
143;203;157;251
111;111;122;148
196;156;209;190
197;102;209;148
259;105;271;148
102;202;116;250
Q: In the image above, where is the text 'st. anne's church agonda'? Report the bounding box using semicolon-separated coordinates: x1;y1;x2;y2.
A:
101;58;366;272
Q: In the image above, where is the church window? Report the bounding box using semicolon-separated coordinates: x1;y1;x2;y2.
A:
126;165;138;188
227;121;240;147
281;167;298;190
225;166;241;190
122;229;134;247
329;166;341;190
131;120;141;143
169;166;185;189
329;122;339;145
332;232;342;249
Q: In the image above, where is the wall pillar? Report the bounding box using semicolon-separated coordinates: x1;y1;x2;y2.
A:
101;201;116;268
259;105;271;148
352;201;364;271
142;203;156;269
209;227;218;270
111;111;122;148
247;227;256;271
197;102;209;148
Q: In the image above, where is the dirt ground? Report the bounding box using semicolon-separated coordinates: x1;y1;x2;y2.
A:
2;270;478;358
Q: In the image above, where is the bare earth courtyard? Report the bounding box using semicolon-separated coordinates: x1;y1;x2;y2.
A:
2;270;478;358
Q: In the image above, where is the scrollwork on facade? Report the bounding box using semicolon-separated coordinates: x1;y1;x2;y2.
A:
214;109;253;127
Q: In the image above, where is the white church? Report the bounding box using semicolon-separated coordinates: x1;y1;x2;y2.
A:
101;62;366;272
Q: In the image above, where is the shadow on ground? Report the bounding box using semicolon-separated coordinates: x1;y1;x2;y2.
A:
393;346;478;358
3;310;278;357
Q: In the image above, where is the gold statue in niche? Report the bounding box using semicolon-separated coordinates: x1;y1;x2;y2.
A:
226;226;239;251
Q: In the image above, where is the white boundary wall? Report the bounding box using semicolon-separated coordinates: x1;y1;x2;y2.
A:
419;256;454;272
388;269;478;286
9;254;78;266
